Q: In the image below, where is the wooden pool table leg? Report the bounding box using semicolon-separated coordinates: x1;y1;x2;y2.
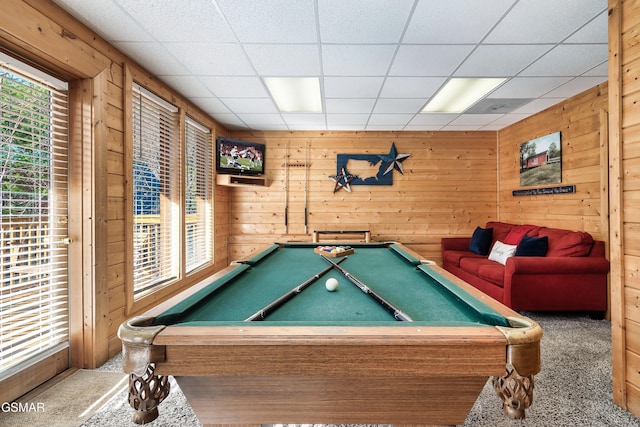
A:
493;316;542;419
127;362;171;424
118;316;171;424
492;363;535;419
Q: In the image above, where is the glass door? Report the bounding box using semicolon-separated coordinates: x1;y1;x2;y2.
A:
0;57;69;389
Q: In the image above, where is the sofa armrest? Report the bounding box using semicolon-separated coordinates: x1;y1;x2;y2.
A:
441;237;472;252
505;256;610;276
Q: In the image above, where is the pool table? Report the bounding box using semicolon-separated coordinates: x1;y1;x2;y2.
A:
118;242;542;426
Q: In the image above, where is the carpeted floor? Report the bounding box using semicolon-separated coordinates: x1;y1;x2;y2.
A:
0;369;127;427
463;312;640;427
72;313;640;426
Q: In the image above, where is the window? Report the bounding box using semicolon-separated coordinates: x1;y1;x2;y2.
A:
0;57;69;377
131;83;180;296
185;117;212;273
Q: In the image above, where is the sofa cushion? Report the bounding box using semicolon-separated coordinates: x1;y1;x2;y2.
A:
503;224;537;245
477;263;505;287
488;241;517;265
538;228;594;257
469;226;493;255
443;250;484;267
459;258;505;287
459;257;486;276
515;235;549;257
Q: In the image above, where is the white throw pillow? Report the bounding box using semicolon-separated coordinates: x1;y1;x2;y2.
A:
488;241;517;265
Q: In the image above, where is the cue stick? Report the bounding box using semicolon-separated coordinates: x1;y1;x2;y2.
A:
321;255;414;322
304;140;309;234
284;143;289;233
244;256;346;322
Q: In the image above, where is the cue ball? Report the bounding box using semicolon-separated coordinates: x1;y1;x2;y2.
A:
325;278;339;291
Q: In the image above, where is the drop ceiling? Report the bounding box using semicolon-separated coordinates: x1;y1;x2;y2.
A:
52;0;608;131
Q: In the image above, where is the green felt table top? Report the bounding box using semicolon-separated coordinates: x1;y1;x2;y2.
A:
153;243;509;327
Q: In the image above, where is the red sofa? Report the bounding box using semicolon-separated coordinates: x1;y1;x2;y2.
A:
441;221;609;314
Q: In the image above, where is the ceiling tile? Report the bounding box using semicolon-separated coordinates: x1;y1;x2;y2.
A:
520;44;608;77
379;77;446;98
449;114;503;126
164;43;255;76
511;98;565;115
244;44;320;76
366;125;405;130
282;114;326;127
484;0;606;43
389;45;474;77
322;45;397;76
466;98;533;114
159;76;213;97
115;0;234;43
324;77;385;98
325;99;376;114
236;113;286;127
455;45;553;77
288;124;327;130
215;0;317;43
442;125;484;131
583;61;608;77
328;124;368;131
326;114;370;126
489;113;530;126
115;42;191;75
543;76;608;98
367;114;414;126
565;11;608;43
404;125;445;131
213;113;245;128
489;77;572;98
318;0;414;43
220;98;279;114
373;98;427;114
408;114;458;126
190;97;231;115
53;0;153;42
403;0;516;43
200;76;269;98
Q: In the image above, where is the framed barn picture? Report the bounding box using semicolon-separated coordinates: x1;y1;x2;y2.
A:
519;131;562;187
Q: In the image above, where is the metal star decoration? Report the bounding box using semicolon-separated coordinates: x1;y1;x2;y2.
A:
329;167;357;193
378;142;411;175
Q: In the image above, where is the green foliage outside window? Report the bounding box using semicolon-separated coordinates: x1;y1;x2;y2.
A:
0;70;52;217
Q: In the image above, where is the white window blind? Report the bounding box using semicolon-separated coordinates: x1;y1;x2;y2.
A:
185;117;212;273
0;60;69;378
132;84;180;295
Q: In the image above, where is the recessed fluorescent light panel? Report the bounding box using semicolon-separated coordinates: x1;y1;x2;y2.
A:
422;78;506;114
265;77;322;113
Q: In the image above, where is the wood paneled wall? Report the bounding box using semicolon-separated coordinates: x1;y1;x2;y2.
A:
227;131;498;264
497;83;609;241
609;0;640;417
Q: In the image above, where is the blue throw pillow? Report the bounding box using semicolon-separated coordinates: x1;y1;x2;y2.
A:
469;226;493;255
515;235;549;257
